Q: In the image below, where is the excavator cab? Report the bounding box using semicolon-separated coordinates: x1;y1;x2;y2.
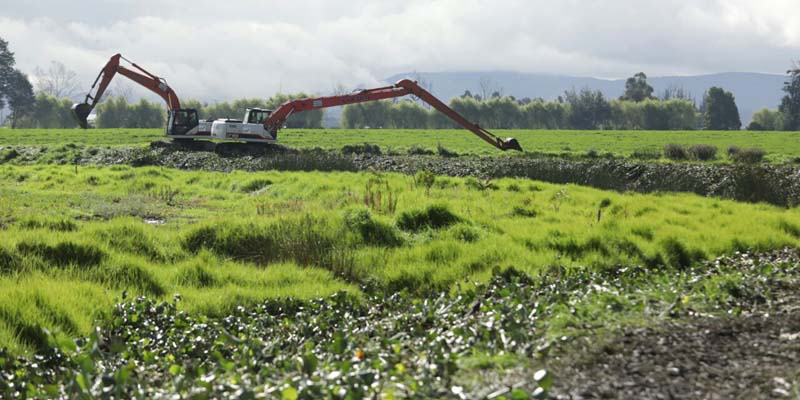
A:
166;109;200;136
245;108;272;124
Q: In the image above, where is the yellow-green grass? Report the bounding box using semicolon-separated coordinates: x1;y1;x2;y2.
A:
1;164;799;352
1;127;799;162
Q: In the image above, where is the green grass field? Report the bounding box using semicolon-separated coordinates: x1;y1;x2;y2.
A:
1;127;799;162
2;163;800;353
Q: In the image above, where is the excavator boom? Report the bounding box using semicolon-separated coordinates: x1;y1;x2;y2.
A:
264;79;522;151
72;54;181;128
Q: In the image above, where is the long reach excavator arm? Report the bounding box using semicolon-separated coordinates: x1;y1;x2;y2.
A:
263;79;522;151
72;53;182;128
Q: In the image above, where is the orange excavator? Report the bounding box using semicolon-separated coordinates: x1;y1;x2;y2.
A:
72;54;209;137
73;54;522;151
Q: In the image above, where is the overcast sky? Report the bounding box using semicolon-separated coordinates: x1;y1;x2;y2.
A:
1;0;799;101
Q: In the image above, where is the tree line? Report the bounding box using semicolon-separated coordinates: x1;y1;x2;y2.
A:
2;35;800;131
342;73;752;131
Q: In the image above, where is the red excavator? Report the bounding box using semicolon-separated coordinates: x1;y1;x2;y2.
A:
73;54;522;151
72;54;210;137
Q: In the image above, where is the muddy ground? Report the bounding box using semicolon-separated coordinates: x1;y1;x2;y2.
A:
548;250;800;399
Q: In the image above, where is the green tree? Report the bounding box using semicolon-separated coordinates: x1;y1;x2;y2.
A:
389;100;428;128
129;99;165;128
565;88;612;129
96;96;129;128
181;99;205;121
0;37;17;113
703;87;741;130
779;64;800;131
620;72;655;102
6;69;35;128
481;97;520;128
265;93;323;128
747;108;784;131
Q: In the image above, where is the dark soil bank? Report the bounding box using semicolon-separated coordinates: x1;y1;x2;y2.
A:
3;142;800;205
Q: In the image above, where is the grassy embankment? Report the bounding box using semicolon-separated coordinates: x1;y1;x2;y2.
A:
1;127;799;162
1;164;800;353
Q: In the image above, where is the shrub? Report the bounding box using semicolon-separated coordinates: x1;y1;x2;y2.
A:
731;148;766;164
343;208;403;247
688;144;718;161
727;145;741;157
631;148;661;160
341;143;381;155
663;143;688;160
586;148;599;158
396;204;462;232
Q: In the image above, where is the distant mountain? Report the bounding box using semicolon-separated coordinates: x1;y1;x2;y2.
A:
384;71;788;125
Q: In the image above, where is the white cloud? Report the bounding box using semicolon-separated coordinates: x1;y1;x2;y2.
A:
0;0;798;102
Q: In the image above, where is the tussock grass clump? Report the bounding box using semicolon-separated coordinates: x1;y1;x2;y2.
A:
436;144;459;158
17;217;78;232
511;206;538;218
448;224;480;243
175;263;218;288
342;143;381;155
0;247;20;274
663;143;688;160
661;237;705;269
688;144;718;161
95;261;165;297
731;148;767;164
182;215;357;279
238;178;273;193
631;148;661;160
396;204;462;232
95;220;174;262
407;145;435;155
0;306;49;351
778;220;800;239
343;208;403;247
16;240;106;268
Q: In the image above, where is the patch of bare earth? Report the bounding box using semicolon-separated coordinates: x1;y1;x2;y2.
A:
551;281;800;399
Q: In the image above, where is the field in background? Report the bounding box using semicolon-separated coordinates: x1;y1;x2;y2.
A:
1;164;800;353
1;128;799;162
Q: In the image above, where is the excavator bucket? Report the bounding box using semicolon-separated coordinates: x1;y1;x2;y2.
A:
71;103;93;129
502;138;523;151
